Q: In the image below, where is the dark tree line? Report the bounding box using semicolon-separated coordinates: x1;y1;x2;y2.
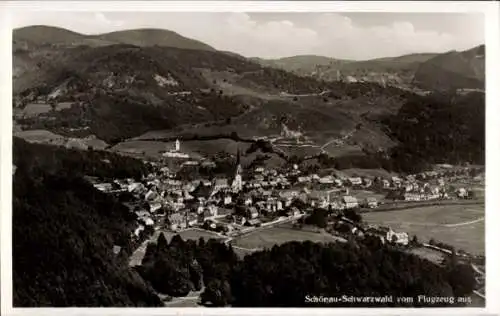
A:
137;232;476;308
383;91;485;172
230;238;476;307
136;235;239;306
13;137;151;180
13;160;161;306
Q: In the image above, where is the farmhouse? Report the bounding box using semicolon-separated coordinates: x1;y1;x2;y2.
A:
348;177;362;186
386;229;409;246
365;197;378;209
342;196;359;209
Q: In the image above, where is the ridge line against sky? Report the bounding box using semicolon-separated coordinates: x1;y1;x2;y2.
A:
12;12;484;60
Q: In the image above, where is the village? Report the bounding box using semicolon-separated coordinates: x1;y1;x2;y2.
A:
88;139;484;250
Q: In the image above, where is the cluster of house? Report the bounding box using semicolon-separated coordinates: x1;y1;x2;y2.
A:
364;225;410;245
337;217;410;246
385;174;478;201
86;152;482;241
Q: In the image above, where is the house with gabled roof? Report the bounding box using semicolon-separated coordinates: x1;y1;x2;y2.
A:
348;177;362;186
365;197;378;208
342;196;358;209
213;178;229;191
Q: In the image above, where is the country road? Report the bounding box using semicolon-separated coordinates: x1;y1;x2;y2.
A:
129;230;162;267
444;217;484;227
319;129;357;154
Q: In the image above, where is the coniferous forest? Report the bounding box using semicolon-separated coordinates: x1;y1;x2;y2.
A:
12;138;161;306
138;234;476;307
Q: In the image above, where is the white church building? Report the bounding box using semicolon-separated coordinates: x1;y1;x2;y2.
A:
163;139;189;158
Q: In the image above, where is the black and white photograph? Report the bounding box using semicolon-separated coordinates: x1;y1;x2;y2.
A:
1;1;499;313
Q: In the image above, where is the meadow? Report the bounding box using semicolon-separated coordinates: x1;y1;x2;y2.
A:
231;224;346;250
363;205;485;254
15;102;74;118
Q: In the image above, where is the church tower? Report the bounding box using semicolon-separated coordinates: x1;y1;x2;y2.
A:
232;148;243;193
175;139;180;152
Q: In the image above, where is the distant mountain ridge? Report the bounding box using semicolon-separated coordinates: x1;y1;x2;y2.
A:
412;45;485;91
251;55;352;73
253;47;484;91
13;25;216;52
12;25;485;168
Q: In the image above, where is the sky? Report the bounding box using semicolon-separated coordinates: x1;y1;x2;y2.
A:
11;11;485;60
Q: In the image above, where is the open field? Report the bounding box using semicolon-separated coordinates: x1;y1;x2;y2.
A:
111;140;176;159
277;144;321;158
335;168;399;179
14;129;65;143
349;189;387;202
321;144;365;157
363;205;485;254
231;224;346;250
14;129;109;150
14;102;74;118
113;139;252;159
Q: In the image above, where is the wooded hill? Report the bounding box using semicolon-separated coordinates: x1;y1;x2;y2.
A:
12;138;161;306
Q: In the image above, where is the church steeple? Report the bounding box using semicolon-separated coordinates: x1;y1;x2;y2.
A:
232;147;243;192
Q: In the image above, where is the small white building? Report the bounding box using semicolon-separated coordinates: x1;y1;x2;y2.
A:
348;177;362;186
319;175;335;184
457;187;468;198
365;197;378;209
342;196;359;209
386;230;409;246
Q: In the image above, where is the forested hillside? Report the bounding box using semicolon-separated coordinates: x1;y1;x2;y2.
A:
384;91;485;172
12;138;160;306
138;234;476;307
309;91;485;173
13;137;151;179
